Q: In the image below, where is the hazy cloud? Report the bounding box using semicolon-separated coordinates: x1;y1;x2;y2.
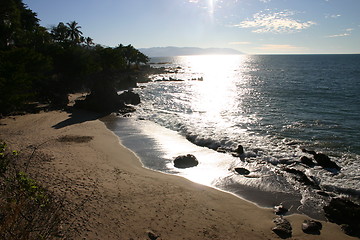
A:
234;10;316;33
327;33;350;38
326;28;353;38
229;41;251;45
325;14;341;19
260;0;271;2
255;44;305;51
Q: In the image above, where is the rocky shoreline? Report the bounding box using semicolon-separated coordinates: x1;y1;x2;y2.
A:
71;64;360;238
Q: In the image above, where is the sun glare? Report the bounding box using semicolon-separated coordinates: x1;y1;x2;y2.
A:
183;55;245;118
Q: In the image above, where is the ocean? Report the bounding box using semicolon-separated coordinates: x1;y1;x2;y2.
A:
103;54;360;219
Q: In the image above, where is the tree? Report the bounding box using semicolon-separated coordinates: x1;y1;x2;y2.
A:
50;22;69;43
66;21;83;44
84;37;94;47
0;0;41;49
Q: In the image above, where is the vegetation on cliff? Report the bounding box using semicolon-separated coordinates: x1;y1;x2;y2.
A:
0;0;149;115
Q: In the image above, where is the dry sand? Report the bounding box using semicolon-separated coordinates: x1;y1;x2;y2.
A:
0;110;355;240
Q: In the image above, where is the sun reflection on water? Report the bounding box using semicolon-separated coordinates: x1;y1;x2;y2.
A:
179;54;248;123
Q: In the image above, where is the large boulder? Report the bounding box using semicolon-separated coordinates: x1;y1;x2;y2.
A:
302;219;322;234
174;154;199;168
234;167;250;175
272;217;292;238
314;153;341;171
118;90;141;105
324;198;360;237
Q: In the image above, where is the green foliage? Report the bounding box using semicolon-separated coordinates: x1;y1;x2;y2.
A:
0;142;9;175
0;48;53;114
0;0;150;115
0;142;63;239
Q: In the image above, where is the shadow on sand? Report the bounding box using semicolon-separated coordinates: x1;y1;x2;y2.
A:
52;109;109;129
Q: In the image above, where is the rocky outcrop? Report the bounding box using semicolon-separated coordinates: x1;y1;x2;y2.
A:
272;217;292;238
118;90;141;105
324;198;360;237
313;153;341;171
74;81;138;114
300;149;341;171
283;168;319;189
302;219;322;234
300;156;315;167
174;154;199;168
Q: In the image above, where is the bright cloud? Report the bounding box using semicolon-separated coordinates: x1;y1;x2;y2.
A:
234;10;316;33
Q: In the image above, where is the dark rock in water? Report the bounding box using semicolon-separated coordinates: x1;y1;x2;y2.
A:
234;167;250;175
300;156;315;167
174;154;199;168
324;198;360;238
272;217;292;238
314;153;341;171
301;148;317;155
118;90;141;105
274;204;288;215
284;168;320;189
236;145;244;155
302;219;322;234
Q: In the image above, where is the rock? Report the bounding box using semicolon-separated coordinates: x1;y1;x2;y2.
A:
74;80;131;113
234;167;250;175
300;156;315;167
324;198;360;238
147;230;159;240
174;154;199;168
284;168;320;189
236;145;244;155
302;219;322;234
118;90;141;105
272;217;292;238
216;147;227;153
274;204;288;215
314;153;341;171
301;148;316;155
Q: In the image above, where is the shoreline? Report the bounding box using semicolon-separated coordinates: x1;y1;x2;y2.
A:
0;110;354;239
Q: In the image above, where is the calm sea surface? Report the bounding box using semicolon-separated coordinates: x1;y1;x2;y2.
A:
104;54;360;218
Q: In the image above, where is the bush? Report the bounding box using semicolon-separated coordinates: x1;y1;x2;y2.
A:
0;141;63;239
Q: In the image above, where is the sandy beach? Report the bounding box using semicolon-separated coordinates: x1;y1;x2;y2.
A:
0;110;355;240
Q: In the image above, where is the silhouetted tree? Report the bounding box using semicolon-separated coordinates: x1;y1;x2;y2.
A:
50;22;69;44
66;21;83;45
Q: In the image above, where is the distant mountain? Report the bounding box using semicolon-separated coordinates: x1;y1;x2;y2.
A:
139;46;244;57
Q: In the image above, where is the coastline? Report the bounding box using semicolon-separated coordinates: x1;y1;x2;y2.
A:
0;110;354;239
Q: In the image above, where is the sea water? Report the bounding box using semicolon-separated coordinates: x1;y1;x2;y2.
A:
103;54;360;219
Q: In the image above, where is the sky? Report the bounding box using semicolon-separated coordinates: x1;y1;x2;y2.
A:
23;0;360;54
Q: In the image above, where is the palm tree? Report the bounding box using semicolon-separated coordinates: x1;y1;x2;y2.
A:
66;21;82;44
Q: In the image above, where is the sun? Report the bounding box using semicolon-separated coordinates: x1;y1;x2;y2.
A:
208;0;217;15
